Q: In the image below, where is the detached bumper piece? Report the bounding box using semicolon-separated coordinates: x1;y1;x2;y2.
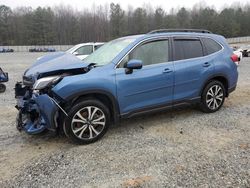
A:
15;83;59;134
0;68;8;82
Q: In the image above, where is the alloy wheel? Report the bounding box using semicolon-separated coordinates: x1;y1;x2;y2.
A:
206;85;224;110
71;106;106;140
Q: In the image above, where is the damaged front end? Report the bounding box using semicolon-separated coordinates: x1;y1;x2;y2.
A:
14;52;94;135
15;68;90;134
15;73;73;134
15;82;63;134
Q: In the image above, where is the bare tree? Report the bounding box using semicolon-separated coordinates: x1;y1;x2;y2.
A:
0;3;249;45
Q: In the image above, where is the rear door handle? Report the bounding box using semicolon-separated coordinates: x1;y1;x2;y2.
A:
163;68;173;73
203;62;211;67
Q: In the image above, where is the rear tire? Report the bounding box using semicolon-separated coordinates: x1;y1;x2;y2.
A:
200;80;225;113
64;99;110;144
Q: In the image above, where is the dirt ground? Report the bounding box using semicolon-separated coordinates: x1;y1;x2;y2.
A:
0;53;249;187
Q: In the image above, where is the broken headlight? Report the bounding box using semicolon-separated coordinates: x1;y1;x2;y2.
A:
33;76;62;90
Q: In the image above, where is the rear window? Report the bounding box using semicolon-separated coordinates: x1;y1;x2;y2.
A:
174;38;203;61
202;38;222;55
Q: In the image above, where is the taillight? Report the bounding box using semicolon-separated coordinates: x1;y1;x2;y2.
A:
231;54;239;63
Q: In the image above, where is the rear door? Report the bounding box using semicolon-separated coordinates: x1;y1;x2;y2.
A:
173;37;215;102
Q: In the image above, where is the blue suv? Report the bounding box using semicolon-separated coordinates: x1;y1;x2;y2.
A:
15;29;238;144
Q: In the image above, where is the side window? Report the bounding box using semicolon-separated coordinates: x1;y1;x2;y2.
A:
174;38;203;61
94;44;103;51
119;40;169;68
202;38;222;55
75;45;93;55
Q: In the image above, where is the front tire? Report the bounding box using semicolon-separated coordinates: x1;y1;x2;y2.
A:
64;99;110;144
200;80;226;113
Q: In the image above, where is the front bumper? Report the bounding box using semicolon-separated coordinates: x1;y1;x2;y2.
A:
15;82;60;134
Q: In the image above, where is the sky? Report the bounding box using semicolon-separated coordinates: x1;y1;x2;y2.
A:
0;0;249;11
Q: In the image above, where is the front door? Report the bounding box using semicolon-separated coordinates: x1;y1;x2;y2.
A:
115;39;174;115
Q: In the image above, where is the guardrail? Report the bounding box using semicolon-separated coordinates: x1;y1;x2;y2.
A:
227;36;250;44
0;45;73;52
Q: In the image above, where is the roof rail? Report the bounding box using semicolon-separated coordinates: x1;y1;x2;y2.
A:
147;29;212;34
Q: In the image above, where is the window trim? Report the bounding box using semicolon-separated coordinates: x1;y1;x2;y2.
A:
115;37;171;69
115;35;224;67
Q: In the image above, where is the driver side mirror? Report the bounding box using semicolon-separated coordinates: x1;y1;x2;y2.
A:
125;59;143;74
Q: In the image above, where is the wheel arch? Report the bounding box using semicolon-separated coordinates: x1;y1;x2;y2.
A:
65;90;120;124
201;74;229;97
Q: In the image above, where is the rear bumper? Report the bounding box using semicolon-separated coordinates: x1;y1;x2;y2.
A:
228;85;236;94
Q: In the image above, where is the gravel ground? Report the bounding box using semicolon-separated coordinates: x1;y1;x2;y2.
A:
0;52;249;188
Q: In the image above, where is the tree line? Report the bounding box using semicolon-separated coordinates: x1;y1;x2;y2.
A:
0;3;250;45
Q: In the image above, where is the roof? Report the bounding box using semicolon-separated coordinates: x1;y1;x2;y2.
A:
74;42;104;47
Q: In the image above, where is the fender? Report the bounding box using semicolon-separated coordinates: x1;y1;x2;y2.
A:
63;89;120;123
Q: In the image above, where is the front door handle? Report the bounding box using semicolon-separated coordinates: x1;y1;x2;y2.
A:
163;68;173;73
203;62;211;67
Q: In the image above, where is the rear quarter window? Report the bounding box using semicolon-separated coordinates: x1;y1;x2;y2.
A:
202;38;222;55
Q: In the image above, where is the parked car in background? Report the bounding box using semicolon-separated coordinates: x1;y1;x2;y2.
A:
29;48;38;52
33;42;105;66
66;42;104;60
0;48;14;53
29;47;56;52
241;45;250;57
15;29;238;144
46;47;56;52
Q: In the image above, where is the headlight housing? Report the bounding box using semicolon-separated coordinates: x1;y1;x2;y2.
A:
33;76;61;90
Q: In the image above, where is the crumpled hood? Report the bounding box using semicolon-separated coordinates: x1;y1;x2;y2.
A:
25;52;89;77
34;51;66;66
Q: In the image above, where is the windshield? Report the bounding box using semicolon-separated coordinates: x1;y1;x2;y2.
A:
84;38;136;66
66;45;78;53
